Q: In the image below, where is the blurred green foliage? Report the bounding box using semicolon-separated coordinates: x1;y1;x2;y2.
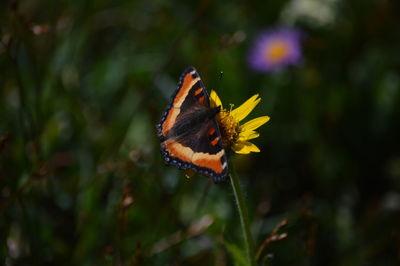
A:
1;0;400;265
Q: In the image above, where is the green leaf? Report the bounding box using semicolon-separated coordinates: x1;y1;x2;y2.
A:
224;241;250;266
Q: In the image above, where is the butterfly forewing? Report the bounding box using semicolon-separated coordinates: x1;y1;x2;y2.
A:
157;67;207;140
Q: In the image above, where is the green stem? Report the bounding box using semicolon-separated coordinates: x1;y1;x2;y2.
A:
229;162;256;266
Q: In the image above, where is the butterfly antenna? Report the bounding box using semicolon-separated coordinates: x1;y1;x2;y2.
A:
216;70;224;92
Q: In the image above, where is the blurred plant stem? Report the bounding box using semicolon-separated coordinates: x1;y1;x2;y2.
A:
229;161;256;266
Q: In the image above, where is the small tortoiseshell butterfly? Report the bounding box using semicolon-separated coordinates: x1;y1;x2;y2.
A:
157;66;228;183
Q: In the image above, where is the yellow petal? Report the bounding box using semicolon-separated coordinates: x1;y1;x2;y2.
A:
238;130;259;141
230;94;261;122
232;141;261;154
241;116;270;132
210;90;223;108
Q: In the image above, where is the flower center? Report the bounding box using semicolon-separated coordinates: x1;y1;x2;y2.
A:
264;39;289;63
217;110;240;148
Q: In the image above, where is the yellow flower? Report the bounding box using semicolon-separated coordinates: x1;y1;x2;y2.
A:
210;90;270;154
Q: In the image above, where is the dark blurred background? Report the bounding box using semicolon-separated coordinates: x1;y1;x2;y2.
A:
1;0;400;265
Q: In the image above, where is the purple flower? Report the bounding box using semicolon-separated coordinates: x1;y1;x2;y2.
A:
248;28;303;72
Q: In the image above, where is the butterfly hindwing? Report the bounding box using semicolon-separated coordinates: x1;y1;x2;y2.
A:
190;120;228;183
157;67;228;183
161;120;228;183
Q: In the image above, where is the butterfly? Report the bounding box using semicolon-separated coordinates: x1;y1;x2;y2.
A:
157;66;228;183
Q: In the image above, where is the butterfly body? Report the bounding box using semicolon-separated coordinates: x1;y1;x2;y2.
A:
168;106;221;139
157;67;228;183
